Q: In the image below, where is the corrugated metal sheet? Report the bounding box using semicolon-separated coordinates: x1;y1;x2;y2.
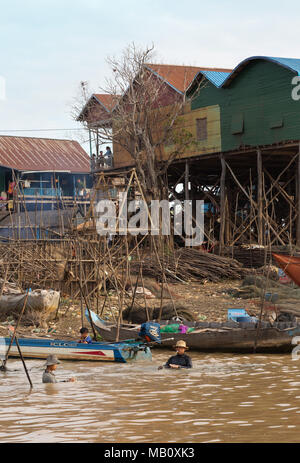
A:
222;56;300;87
0;136;90;173
200;70;231;87
268;57;300;75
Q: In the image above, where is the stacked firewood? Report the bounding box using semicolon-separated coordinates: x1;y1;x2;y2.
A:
222;246;300;269
132;248;246;283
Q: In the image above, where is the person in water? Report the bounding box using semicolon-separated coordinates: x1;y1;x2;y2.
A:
42;355;76;383
158;340;192;370
78;327;92;344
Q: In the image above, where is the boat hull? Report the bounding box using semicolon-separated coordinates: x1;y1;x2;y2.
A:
0;337;152;363
273;253;300;287
94;323;300;353
0;290;60;317
86;308;300;353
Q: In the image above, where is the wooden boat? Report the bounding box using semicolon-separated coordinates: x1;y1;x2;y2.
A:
273;253;300;287
87;310;300;354
0;289;60;317
0;336;152;363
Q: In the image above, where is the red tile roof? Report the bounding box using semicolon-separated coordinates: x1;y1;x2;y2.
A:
146;63;232;93
93;94;119;111
78;64;232;121
77;94;119;123
0;136;90;173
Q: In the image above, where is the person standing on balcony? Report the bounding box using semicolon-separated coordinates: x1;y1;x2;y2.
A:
104;146;113;168
91;153;96;171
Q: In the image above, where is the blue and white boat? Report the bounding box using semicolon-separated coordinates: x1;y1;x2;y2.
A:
0;336;152;363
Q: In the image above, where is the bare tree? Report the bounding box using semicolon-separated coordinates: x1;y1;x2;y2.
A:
76;43;194;202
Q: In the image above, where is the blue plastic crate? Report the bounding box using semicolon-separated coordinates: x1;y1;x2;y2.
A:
227;308;249;321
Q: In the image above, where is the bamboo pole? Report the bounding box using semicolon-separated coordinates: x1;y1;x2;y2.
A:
219;154;226;255
1;288;30;369
15;336;33;388
257;149;263;245
78;280;97;340
297;145;300;247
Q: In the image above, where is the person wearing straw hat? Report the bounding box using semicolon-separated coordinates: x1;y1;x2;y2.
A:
42;355;76;383
158;340;192;370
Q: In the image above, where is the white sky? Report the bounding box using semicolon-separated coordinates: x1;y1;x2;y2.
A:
0;0;300;154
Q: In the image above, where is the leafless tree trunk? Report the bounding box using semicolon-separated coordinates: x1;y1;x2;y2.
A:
75;43;193;203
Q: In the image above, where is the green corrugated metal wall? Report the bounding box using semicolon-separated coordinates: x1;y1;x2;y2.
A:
190;60;300;153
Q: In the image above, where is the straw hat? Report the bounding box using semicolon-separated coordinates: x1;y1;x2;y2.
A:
174;340;188;350
45;355;60;366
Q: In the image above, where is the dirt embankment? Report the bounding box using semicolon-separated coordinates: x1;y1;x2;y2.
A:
0;279;262;340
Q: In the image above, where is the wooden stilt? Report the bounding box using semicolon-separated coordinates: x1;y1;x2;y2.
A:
219;154;226;255
257;148;263;245
185;160;189;202
297;145;300;247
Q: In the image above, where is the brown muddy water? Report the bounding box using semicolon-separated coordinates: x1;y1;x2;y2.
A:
1;350;300;443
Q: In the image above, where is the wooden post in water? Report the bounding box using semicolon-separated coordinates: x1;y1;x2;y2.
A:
1;288;33;387
15;336;33;388
2;288;30;369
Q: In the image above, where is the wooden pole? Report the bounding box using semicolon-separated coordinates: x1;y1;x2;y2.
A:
2;288;30;369
226;160;286;246
219;155;226;255
15;336;33;388
297;145;300;247
185;160;189;202
126;263;141;321
257;148;263;245
78;281;97;340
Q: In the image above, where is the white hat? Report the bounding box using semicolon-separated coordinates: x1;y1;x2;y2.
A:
45;355;60;366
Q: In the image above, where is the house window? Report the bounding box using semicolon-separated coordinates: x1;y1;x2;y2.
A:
231;113;244;134
196;118;207;141
269;115;283;129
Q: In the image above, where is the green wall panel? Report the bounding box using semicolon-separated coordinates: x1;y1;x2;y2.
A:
190;60;300;153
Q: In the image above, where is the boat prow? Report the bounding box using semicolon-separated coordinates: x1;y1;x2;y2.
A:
273;253;300;287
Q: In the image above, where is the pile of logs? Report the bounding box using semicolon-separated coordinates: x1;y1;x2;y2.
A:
222;248;270;268
132;248;246;283
221;246;300;269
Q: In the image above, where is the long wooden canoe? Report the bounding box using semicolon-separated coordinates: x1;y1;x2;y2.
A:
87;310;300;353
0;289;60;317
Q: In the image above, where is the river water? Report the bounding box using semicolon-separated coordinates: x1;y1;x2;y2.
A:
1;350;300;443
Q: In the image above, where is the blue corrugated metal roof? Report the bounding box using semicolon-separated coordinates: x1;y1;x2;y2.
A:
222;56;300;87
269;57;300;75
188;56;300;94
200;70;231;87
186;70;231;94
